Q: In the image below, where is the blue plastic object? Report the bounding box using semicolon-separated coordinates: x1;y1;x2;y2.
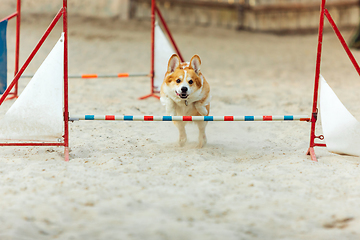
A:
0;20;7;94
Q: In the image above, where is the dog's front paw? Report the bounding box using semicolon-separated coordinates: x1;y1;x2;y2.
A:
197;134;207;148
195;103;208;116
179;136;187;147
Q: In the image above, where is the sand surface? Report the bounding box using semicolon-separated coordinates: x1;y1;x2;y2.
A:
1;15;360;239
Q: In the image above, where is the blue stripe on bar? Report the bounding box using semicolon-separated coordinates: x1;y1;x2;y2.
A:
124;116;133;121
85;115;94;120
163;116;172;121
245;116;254;121
70;115;309;122
204;116;213;121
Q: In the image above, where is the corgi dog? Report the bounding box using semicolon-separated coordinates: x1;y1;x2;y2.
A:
160;54;211;148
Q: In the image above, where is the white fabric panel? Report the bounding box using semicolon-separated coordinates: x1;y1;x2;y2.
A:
154;23;175;92
320;75;360;156
0;33;64;141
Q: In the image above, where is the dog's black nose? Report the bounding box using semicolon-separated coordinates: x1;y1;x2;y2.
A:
181;86;188;92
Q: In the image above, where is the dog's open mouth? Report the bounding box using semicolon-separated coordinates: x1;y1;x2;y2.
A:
176;91;188;99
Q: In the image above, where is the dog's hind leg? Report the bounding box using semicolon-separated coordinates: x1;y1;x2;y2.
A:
174;122;187;147
196;121;207;148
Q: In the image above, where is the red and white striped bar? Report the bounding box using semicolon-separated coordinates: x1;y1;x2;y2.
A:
69;115;310;122
21;72;149;79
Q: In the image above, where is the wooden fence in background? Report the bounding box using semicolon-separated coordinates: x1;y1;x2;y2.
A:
130;0;360;33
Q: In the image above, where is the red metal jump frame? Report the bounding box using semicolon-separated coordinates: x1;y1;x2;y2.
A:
0;0;21;100
0;0;183;161
2;0;356;162
0;0;69;161
139;0;184;100
307;0;360;161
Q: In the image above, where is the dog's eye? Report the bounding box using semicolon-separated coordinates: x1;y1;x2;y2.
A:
176;79;181;83
189;80;193;84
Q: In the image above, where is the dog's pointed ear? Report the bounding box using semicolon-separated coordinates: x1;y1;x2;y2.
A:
167;54;180;73
190;55;201;75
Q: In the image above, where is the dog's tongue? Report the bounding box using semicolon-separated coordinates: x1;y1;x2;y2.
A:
175;91;187;98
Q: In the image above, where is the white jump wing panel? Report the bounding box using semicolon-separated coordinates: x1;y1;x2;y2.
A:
154;23;176;92
0;33;64;141
320;75;360;156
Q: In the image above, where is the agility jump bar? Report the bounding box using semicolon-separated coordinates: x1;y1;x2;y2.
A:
21;73;150;79
69;115;310;122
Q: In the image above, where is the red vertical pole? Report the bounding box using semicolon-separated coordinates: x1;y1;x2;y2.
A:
4;0;21;100
63;0;69;162
139;0;159;100
151;0;155;94
307;0;326;162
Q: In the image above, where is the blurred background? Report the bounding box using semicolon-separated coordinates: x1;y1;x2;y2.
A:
1;0;359;34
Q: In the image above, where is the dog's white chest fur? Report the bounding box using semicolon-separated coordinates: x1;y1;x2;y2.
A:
174;100;195;115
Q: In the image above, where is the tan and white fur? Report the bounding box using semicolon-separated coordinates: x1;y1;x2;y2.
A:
160;54;211;148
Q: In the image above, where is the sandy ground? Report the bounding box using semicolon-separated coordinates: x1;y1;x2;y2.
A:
1;14;360;239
